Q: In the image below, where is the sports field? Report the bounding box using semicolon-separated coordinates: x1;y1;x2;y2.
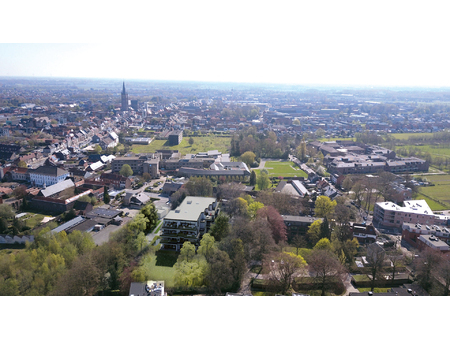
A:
255;161;308;178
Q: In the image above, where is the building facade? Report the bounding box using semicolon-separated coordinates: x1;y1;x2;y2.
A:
29;165;69;187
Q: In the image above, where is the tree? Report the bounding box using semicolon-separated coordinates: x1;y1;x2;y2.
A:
119;164;133;177
219;238;247;290
341;176;353;192
307;219;322;247
240;151;256;167
142;172;151;182
17;160;27;168
256;172;270;191
13;185;27;199
185;177;213;197
333;204;352;241
52;252;100;296
256;205;287;244
332;238;359;266
314;196;336;218
178;242;196;263
296;142;307;162
188;137;194;146
198;234;216;261
0;204;14;220
205;248;233;294
366;243;386;291
140;202;158;234
414;247;443;293
216;182;243;200
93;144;102;155
265;252;307;295
249;171;257;186
308;249;346;296
227;197;249;218
174;260;205;288
313;238;332;251
388;252;405;284
103;186;110;204
291;235;307;256
247;201;264;220
319;217;331;240
209;214;230;242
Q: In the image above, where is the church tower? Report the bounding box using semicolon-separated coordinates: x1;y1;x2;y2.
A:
121;82;129;111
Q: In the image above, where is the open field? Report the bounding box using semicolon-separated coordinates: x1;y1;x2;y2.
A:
254;161;308;178
414;174;450;210
131;136;231;155
396;144;450;158
390;132;435;140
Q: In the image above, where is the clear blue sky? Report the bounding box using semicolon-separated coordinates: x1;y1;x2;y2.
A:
2;0;450;87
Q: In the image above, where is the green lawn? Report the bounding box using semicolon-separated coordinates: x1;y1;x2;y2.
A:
139;252;178;288
132;136;231;155
21;213;53;229
357;288;391;293
255;161;308;178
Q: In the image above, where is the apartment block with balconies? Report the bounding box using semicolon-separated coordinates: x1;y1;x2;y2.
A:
160;196;219;251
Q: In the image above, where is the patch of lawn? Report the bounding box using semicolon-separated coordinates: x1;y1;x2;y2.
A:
23;213;52;229
352;274;371;282
357;288;391;293
140;253;177;288
252;291;276;296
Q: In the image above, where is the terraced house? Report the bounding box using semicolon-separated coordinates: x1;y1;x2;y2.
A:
160;197;219;251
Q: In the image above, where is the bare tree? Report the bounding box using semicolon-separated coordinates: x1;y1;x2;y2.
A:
265;252;307;295
414;247;443;293
366;243;386;291
388;251;405;283
308;249;346;296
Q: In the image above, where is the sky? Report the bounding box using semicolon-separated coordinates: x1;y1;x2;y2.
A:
2;0;450;87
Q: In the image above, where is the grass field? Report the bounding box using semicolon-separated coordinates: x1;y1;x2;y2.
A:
132;136;231;155
139;251;178;288
415;174;450;210
20;213;53;229
390;132;435;140
254;161;308;178
396;144;450;159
